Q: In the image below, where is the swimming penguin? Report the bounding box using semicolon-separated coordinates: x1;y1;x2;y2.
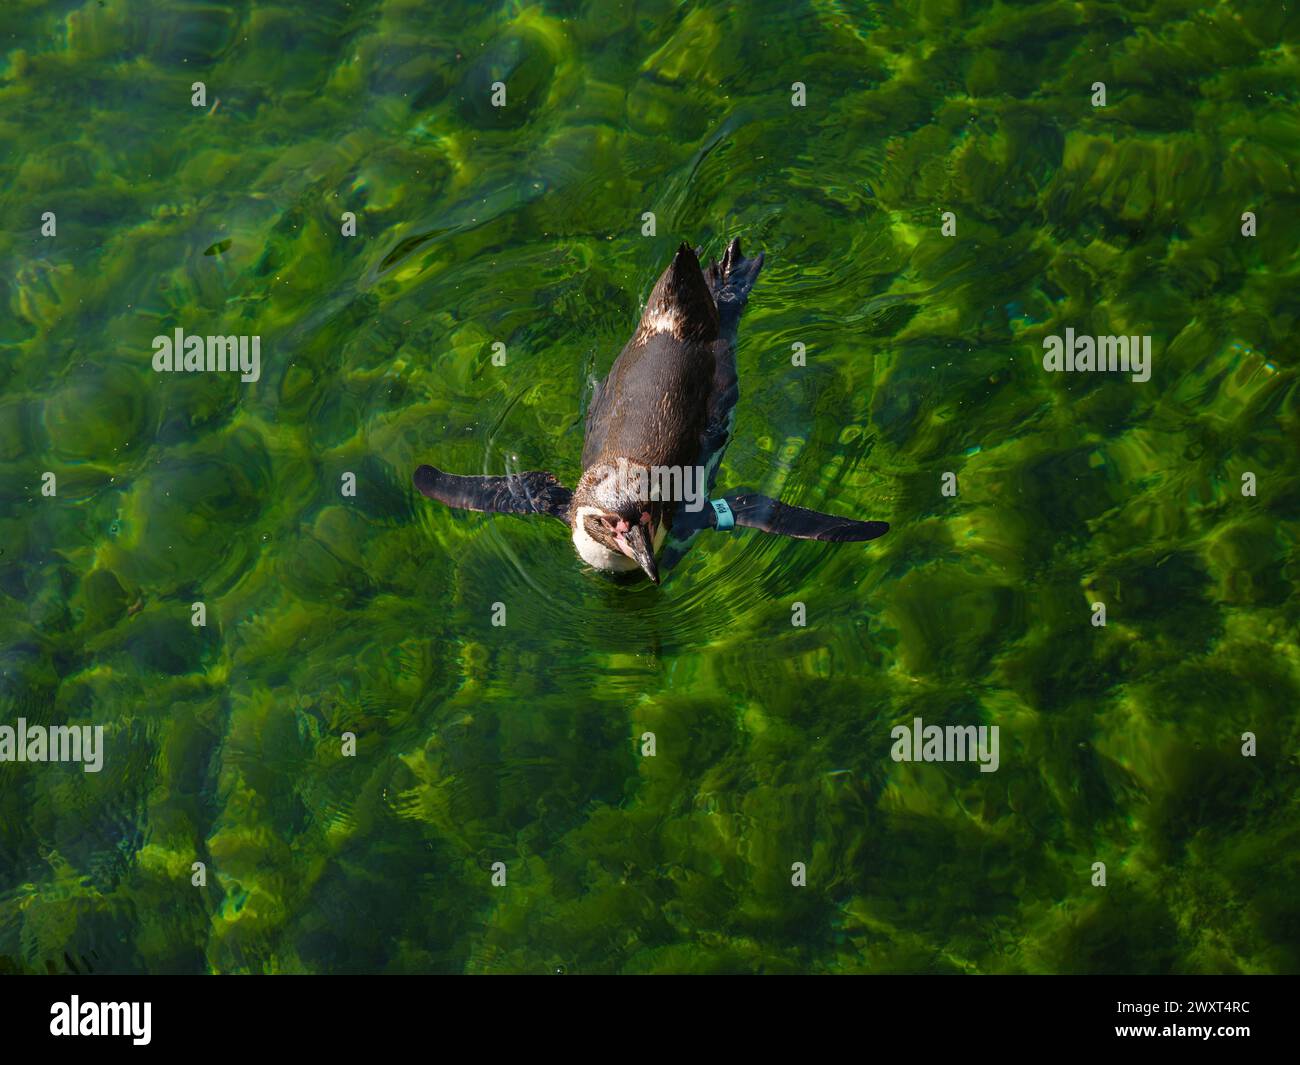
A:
414;238;889;584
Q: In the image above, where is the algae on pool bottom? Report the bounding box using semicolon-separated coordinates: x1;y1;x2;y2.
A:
0;0;1297;974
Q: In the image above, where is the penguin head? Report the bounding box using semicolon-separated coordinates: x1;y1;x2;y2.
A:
570;467;663;584
633;242;719;345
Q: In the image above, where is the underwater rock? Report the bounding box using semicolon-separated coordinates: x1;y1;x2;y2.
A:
124;607;218;676
65;0;239;65
43;363;151;464
455;30;554;129
0;398;35;461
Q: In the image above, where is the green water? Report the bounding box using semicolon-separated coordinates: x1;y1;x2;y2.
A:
1;0;1297;975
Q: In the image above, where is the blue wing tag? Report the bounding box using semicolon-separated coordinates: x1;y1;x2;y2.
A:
709;498;735;531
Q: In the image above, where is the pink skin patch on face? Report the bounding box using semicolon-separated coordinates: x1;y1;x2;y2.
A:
613;513;655;559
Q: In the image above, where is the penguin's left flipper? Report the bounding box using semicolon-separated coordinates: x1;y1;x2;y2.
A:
681;492;889;542
413;464;572;521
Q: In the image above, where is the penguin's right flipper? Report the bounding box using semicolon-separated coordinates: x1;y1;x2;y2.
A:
679;492;889;542
414;464;572;521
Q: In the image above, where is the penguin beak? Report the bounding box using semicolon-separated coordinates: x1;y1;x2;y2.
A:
618;524;660;585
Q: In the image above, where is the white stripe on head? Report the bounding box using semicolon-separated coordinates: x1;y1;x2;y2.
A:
572;505;638;572
571;505;669;573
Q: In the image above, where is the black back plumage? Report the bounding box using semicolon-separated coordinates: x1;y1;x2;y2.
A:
582;243;719;472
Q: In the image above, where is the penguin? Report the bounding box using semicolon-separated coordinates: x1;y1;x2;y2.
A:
413;238;889;584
